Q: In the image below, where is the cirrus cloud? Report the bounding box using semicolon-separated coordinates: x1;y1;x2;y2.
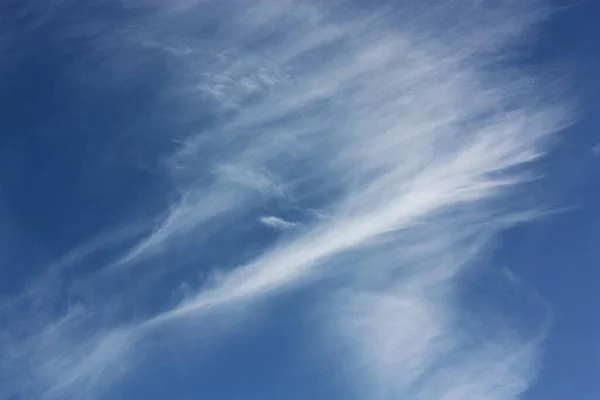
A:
0;1;569;399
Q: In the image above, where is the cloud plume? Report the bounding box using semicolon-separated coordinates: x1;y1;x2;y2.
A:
0;0;569;399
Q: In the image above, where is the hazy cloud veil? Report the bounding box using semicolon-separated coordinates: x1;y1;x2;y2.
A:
0;0;570;399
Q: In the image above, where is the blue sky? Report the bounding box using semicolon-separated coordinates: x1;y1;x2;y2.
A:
0;1;598;399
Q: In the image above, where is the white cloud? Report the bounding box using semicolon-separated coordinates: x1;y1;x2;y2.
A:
259;216;299;230
0;0;569;399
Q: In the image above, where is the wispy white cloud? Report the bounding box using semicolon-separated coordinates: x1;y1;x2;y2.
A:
319;221;548;400
0;0;569;399
259;215;299;230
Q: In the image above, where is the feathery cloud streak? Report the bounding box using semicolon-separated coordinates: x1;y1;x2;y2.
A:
0;1;568;399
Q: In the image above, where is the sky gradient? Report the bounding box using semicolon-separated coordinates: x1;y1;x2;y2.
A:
1;1;599;399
